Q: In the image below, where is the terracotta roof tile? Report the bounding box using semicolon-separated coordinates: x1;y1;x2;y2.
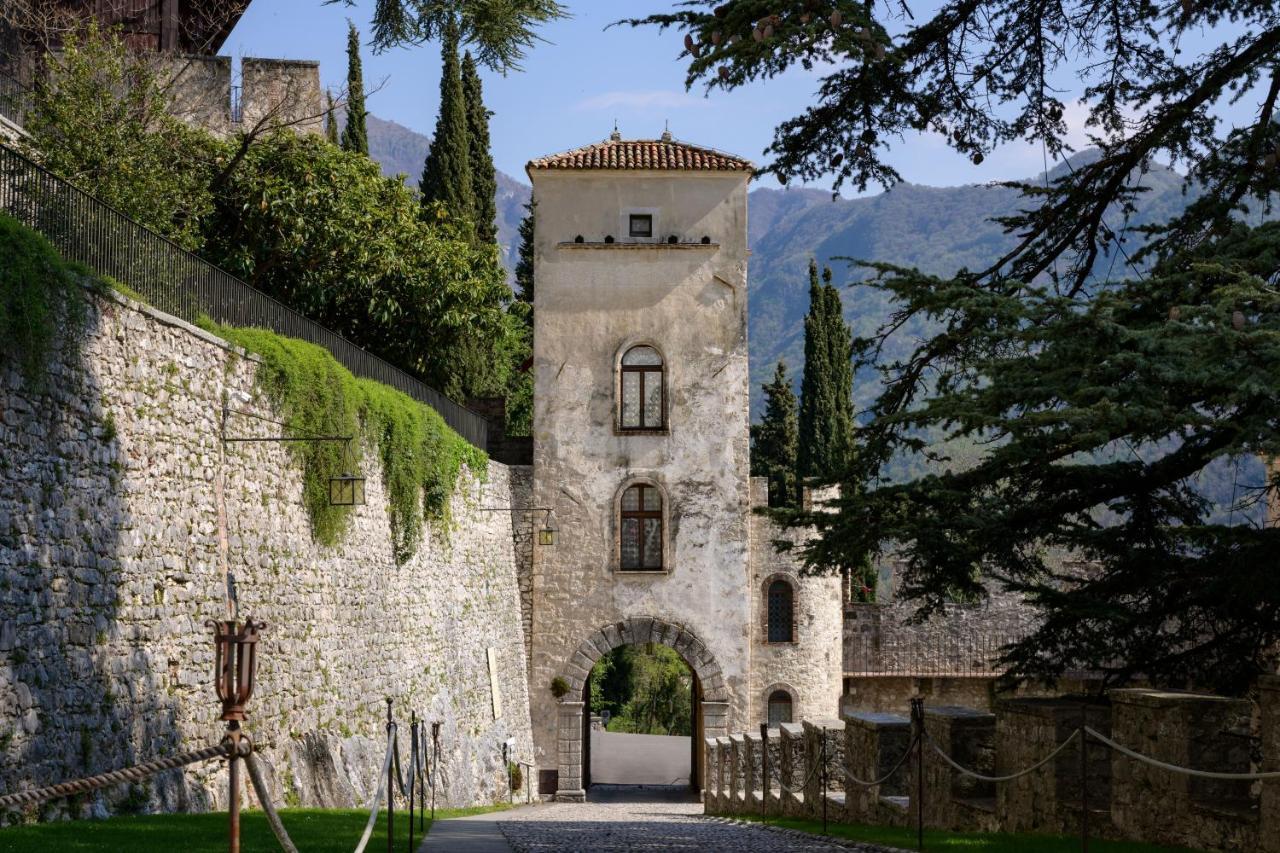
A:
527;137;753;173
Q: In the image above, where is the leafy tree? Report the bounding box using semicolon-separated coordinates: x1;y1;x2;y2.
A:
419;18;474;226
514;197;536;312
750;360;798;508
797;260;854;485
340;21;369;155
203;131;511;399
20;25;223;250
587;645;693;736
461;50;498;245
360;0;567;71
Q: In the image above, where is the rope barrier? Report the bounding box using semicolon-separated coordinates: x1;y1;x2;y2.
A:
923;728;1082;783
352;723;396;853
765;749;823;795
831;735;920;787
0;741;236;810
1084;727;1280;781
244;752;300;853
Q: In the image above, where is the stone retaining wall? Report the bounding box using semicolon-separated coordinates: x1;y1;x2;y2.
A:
0;289;534;820
705;680;1280;853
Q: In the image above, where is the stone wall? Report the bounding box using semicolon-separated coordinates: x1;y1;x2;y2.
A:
0;288;533;819
159;54;324;139
705;683;1280;853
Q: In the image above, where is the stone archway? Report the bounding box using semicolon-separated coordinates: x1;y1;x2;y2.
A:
554;616;731;801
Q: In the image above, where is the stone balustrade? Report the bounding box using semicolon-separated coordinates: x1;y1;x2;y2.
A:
703;680;1280;853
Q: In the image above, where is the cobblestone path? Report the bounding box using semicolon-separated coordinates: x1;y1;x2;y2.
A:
497;786;895;852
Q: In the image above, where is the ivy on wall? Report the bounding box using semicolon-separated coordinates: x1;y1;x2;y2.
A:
201;321;488;563
0;213;90;386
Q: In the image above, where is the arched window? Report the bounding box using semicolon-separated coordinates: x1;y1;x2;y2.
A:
620;345;664;430
767;579;794;643
620;483;663;570
767;690;793;726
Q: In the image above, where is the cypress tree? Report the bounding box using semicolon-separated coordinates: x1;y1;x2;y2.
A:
514;196;535;316
751;361;799;507
340;22;368;155
461;50;497;245
798;259;854;489
324;90;339;145
420;18;474;225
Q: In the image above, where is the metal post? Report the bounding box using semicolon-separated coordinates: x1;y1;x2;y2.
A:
228;721;241;853
1080;706;1090;853
912;697;925;852
408;711;416;853
418;721;426;832
431;722;440;822
759;723;769;818
386;699;394;853
504;743;513;805
821;727;829;835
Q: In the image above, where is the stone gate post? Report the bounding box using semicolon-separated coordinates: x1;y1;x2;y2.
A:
555;700;586;802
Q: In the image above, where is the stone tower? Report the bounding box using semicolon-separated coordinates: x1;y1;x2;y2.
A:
526;131;755;799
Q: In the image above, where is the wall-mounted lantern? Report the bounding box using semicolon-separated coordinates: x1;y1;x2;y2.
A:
223;406;362;507
207;617;265;721
479;505;558;547
329;471;367;506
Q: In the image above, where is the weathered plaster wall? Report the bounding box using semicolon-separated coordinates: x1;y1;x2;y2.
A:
527;166;753;793
748;477;842;725
0;289;533;819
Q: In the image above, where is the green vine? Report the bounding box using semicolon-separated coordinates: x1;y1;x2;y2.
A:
201;320;487;562
0;213;90;386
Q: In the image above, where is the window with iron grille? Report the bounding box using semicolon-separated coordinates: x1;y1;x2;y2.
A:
767;580;794;643
620;345;664;430
620;483;663;570
767;690;793;726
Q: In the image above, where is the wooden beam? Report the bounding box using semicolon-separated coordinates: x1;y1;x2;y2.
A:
160;0;178;52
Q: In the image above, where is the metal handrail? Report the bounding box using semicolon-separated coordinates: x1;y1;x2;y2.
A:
0;141;489;449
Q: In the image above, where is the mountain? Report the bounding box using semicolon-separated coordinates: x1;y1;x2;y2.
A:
361;115;1193;415
365;114;531;274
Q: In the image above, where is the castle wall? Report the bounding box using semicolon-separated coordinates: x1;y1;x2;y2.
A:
157;55;324;139
748;477;842;724
0;288;533;818
527;167;753;793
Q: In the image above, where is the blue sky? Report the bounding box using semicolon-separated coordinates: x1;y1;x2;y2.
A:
224;1;1257;191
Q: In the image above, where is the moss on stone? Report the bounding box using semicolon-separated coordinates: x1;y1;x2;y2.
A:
199;320;487;562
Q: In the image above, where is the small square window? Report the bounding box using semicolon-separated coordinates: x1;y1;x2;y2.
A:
629;214;653;238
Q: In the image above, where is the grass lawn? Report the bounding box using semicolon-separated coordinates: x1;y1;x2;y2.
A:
732;814;1197;852
0;804;512;852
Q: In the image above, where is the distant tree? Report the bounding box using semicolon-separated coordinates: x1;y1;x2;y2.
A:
419;18;474;226
588;645;692;736
361;0;566;71
324;90;339;145
797;260;854;485
514;197;536;311
340;21;369;155
751;361;798;508
461;50;497;245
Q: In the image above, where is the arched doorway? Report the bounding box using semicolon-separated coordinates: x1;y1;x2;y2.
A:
553;617;731;801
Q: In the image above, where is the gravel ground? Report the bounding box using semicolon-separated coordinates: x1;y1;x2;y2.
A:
497;786;895;853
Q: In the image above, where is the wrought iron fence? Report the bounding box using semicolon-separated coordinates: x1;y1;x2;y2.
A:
0;142;489;448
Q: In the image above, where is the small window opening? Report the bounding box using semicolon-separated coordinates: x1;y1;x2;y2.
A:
768;690;793;726
629;214;653;238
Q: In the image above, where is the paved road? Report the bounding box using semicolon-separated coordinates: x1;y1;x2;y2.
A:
494;785;895;852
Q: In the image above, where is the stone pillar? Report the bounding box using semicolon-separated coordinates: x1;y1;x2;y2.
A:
763;726;784;816
714;737;731;811
555;700;586;802
703;737;721;812
779;722;807;816
995;699;1111;836
1109;689;1257;851
743;730;763;813
844;711;912;825
909;705;997;832
728;734;746;812
1260;677;1280;853
802;719;845;820
701;700;730;739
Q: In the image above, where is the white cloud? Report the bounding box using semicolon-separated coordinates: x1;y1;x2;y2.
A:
573;90;702;113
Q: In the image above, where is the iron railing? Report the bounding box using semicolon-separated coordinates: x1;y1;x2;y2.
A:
0;142;489;448
0;67;29;130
